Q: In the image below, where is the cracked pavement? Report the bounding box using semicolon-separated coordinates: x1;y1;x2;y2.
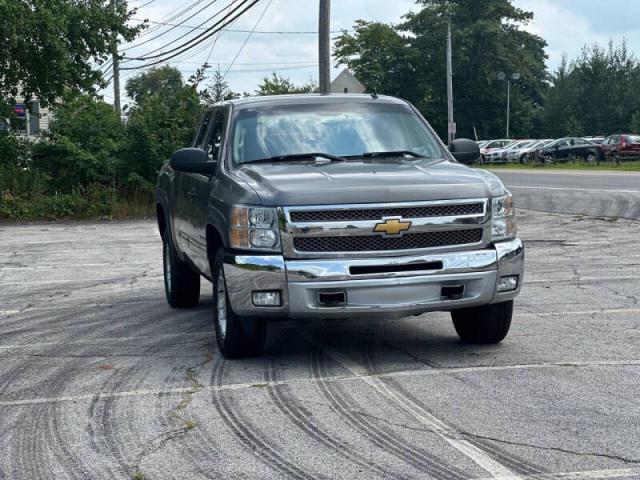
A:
1;184;639;479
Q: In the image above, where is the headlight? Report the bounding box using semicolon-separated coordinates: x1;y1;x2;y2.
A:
230;206;281;251
491;193;516;241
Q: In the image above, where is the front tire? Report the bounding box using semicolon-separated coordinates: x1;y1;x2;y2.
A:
163;231;200;308
212;249;266;359
451;301;513;344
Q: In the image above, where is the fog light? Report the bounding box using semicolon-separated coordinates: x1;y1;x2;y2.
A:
252;291;281;307
497;275;518;292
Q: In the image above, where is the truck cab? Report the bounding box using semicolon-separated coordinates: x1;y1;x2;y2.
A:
156;94;524;358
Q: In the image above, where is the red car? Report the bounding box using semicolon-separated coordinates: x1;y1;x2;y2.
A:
601;134;640;160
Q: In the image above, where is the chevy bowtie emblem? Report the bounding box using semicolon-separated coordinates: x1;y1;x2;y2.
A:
374;218;412;236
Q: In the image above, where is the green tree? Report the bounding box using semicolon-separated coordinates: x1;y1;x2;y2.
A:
334;0;548;140
0;0;139;108
255;73;317;96
543;41;638;137
124;68;201;182
125;65;185;104
203;69;236;103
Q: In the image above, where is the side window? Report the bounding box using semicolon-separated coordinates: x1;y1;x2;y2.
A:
194;112;213;148
206;110;225;161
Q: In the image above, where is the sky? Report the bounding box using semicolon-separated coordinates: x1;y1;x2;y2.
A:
105;0;640;105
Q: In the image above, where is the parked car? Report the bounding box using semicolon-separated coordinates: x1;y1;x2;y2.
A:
514;139;553;163
601;134;640;161
480;139;512;162
585;136;605;145
500;140;535;163
536;137;600;163
156;94;524;358
484;140;526;163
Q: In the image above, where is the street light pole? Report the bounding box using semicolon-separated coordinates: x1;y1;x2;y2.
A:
506;80;510;139
446;21;454;145
497;71;519;139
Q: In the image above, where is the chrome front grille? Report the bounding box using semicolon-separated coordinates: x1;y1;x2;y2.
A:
294;229;484;253
281;199;489;259
289;203;484;223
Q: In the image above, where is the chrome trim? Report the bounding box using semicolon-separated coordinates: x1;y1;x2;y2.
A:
223;255;288;316
280;198;491;259
287;271;497;319
491;238;525;303
286;249;497;282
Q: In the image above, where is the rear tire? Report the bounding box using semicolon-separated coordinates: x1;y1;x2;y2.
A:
212;249;266;359
451;301;513;344
163;231;200;308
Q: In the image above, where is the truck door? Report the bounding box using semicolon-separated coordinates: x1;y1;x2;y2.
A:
181;107;226;276
173;110;213;260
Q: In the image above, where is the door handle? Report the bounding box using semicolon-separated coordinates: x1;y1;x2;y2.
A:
186;189;197;200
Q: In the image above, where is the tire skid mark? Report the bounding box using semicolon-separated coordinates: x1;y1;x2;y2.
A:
310;326;468;480
211;355;319;480
93;338;176;478
265;328;398;479
3;309;136;480
363;330;547;479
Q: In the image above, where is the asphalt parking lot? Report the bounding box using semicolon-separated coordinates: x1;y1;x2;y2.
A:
1;170;639;480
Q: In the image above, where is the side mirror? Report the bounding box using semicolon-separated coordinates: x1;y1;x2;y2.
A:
169;148;217;175
448;138;480;165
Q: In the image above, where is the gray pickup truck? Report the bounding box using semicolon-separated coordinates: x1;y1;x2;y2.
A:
156;94;524;358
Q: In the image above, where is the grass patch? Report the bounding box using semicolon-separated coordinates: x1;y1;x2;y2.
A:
131;472;144;480
478;160;640;171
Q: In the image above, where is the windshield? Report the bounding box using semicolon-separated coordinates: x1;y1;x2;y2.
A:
623;135;640;144
230;102;444;165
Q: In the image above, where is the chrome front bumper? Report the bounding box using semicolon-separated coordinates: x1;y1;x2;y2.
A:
223;238;524;319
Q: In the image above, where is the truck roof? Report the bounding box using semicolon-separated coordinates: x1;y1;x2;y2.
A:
215;93;408;111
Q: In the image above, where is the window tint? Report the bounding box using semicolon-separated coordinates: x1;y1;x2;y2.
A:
195;112;213;148
206;110;225;160
230;102;444;165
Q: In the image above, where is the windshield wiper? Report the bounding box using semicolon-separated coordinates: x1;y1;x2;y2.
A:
355;150;426;159
246;152;345;164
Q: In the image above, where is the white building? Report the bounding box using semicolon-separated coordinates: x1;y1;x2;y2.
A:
330;69;366;94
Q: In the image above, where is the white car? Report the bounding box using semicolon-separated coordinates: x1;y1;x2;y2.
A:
485;140;530;163
514;139;553;163
480;139;512;162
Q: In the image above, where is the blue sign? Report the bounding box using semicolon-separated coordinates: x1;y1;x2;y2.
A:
14;104;27;118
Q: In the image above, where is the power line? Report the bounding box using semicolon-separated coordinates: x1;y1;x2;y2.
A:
125;0;259;70
124;0;257;63
223;0;273;78
122;0;223;52
130;17;347;34
132;0;210;40
132;0;158;9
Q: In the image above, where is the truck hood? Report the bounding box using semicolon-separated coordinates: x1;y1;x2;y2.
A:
233;159;507;206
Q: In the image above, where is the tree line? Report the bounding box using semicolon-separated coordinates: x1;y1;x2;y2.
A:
2;0;640;219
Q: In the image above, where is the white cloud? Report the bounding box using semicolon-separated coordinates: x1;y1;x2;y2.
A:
514;0;640;72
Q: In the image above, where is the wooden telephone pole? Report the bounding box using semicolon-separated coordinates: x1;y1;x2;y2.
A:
319;0;331;94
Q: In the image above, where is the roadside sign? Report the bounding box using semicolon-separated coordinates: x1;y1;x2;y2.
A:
14;104;27;118
448;122;456;134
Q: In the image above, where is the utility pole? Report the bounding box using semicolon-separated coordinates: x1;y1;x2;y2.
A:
319;0;331;94
111;0;121;119
446;21;455;145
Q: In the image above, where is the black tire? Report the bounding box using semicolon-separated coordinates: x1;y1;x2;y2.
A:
163;231;200;308
212;249;266;359
451;300;513;344
585;151;597;164
543;154;554;165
